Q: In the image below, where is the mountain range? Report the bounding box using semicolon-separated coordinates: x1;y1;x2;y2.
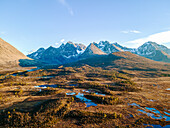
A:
0;37;169;69
28;40;170;65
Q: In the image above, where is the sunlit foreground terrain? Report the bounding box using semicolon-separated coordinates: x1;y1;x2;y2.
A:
0;63;169;128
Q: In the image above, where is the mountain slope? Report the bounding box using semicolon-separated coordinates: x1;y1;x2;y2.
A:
94;41;123;53
80;43;106;58
66;51;170;72
27;48;45;59
27;42;86;65
0;38;29;67
94;41;135;54
57;41;86;58
137;41;170;62
27;41;170;65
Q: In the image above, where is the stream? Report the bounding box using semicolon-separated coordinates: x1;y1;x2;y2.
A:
35;84;104;108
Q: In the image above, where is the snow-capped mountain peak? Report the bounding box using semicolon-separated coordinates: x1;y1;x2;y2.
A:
27;41;170;64
27;47;45;59
137;41;170;55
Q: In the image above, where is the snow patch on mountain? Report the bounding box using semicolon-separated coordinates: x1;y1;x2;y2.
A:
77;49;85;54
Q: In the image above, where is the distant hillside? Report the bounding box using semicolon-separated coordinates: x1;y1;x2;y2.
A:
66;51;170;71
0;38;29;68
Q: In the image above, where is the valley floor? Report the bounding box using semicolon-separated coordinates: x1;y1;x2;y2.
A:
0;66;169;127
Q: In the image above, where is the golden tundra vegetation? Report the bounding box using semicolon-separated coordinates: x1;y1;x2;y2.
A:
0;52;170;128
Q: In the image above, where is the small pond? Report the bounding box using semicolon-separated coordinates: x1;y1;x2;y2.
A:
129;103;170;121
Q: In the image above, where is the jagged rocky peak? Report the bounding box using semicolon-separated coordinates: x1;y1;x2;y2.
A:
27;47;45;59
95;41;125;54
42;46;58;56
75;43;86;51
37;47;45;51
139;41;169;49
35;48;46;54
59;42;76;50
82;43;106;56
113;42;126;49
27;40;170;64
97;41;110;53
147;41;170;54
45;46;57;52
136;41;170;62
97;40;110;46
137;41;170;55
58;41;86;56
98;40;110;46
60;41;86;50
64;41;76;47
137;41;156;55
67;41;74;44
27;41;87;63
113;42;135;52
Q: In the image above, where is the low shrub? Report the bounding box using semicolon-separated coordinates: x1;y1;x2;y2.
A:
85;95;121;105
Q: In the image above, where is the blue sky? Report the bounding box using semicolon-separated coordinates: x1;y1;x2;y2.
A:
0;0;170;54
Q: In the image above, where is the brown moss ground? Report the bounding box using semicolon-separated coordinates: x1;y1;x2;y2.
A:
0;66;169;127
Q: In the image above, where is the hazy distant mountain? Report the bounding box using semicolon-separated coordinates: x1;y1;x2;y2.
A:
0;38;29;67
136;41;170;62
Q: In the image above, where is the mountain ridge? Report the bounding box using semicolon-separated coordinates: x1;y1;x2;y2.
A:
136;41;170;62
0;38;29;67
28;41;170;64
28;41;86;65
65;51;170;74
80;43;106;58
0;37;169;68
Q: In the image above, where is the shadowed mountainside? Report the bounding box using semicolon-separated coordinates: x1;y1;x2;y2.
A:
66;51;170;72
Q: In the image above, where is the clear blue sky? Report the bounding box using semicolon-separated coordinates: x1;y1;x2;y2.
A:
0;0;170;54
